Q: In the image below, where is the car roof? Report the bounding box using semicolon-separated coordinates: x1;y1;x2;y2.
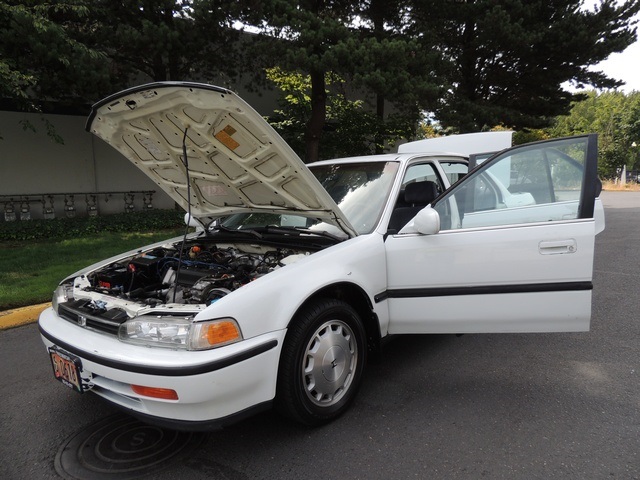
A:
308;152;468;168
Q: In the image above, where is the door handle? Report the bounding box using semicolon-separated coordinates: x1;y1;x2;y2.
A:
539;239;577;255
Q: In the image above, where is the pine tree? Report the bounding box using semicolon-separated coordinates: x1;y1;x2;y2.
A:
0;1;112;110
409;0;640;132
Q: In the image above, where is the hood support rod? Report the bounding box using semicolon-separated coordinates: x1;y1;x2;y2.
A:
172;127;191;304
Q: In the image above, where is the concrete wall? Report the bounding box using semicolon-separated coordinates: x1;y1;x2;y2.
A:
0;78;398;221
0;79;281;221
0;110;176;220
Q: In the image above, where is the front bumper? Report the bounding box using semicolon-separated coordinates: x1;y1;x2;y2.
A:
38;307;284;430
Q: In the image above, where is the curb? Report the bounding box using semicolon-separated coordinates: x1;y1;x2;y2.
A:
0;303;51;330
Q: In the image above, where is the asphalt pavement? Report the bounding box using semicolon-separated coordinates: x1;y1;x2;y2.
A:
1;190;639;480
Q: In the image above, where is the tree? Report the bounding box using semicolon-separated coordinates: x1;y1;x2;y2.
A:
0;1;112;110
245;0;359;163
551;90;640;178
341;0;445;152
88;0;242;84
409;0;640;133
191;0;261;85
244;0;448;161
265;67;415;159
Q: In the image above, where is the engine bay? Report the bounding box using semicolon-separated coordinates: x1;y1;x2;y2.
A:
85;239;312;306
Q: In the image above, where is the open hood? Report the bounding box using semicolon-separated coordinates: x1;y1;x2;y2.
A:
86;82;357;237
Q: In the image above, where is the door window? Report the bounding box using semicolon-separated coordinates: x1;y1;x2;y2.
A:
434;137;590;230
401;163;443;190
388;162;443;232
439;161;468;185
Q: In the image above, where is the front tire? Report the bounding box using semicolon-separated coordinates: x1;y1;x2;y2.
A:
276;298;367;426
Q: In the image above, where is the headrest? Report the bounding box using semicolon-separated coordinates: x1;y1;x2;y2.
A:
404;181;439;205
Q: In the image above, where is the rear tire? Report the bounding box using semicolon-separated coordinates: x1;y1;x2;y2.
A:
276;298;367;426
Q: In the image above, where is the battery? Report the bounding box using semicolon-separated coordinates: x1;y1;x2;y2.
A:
128;255;162;281
95;268;129;290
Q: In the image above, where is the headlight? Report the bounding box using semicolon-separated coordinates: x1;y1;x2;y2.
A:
118;316;242;351
52;282;74;314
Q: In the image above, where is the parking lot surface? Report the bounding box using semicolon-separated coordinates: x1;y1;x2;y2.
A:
1;191;638;479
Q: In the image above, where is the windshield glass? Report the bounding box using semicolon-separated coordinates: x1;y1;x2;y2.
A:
219;161;399;235
310;161;399;233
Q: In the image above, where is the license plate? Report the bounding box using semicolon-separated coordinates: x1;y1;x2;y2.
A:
49;347;84;393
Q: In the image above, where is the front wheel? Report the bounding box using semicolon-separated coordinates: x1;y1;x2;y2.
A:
276;298;367;426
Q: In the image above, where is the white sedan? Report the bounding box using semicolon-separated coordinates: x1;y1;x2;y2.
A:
38;82;604;430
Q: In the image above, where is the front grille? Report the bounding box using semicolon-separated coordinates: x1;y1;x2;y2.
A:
58;300;129;335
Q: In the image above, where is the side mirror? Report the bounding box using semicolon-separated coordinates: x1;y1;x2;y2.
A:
184;213;204;231
398;205;440;235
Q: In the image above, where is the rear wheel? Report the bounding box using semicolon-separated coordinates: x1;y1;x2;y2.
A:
276;298;366;426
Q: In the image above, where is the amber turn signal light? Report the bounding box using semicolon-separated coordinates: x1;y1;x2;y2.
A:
131;384;179;400
203;321;241;346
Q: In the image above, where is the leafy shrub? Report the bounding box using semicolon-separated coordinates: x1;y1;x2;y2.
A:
0;210;185;242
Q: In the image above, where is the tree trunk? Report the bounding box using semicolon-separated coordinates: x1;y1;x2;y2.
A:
372;0;386;154
305;70;327;163
375;93;385;154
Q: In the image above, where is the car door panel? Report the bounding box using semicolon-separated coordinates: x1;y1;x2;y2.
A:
383;135;600;334
384;219;595;333
386;291;591;333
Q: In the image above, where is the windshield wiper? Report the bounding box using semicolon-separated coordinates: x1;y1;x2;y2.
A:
263;226;301;236
211;224;262;239
264;226;344;242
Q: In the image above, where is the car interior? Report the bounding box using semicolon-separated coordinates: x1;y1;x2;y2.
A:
387;180;440;232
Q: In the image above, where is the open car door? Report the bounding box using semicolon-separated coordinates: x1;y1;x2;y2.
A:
384;135;603;333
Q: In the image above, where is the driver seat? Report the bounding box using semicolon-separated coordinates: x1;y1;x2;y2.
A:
388;181;439;232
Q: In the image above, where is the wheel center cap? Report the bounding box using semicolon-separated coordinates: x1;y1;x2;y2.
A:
322;346;346;381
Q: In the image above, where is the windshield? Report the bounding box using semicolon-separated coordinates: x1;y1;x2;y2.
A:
219;161;399;236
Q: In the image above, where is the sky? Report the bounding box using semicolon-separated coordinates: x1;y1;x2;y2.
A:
593;37;640;92
589;6;640;93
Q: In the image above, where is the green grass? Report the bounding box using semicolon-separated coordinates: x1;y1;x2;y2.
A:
0;229;185;310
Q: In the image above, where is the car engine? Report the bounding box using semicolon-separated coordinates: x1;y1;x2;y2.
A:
86;240;310;306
